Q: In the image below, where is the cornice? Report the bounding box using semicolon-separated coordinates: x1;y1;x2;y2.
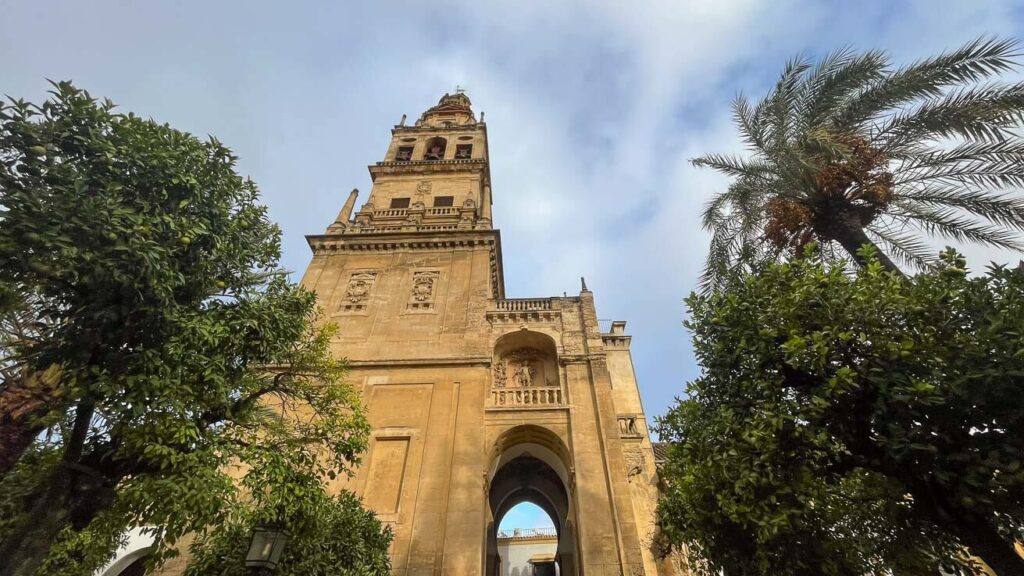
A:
306;229;505;299
369;158;489;181
391;123;487;134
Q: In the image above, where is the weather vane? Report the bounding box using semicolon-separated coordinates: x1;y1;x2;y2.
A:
455;85;466;93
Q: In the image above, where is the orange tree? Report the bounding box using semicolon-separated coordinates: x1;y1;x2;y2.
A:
0;83;387;576
658;249;1024;575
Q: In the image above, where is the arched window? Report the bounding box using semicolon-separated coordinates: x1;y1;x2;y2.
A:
423;137;447;161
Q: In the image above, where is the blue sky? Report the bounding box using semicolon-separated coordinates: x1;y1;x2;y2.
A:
4;0;1024;530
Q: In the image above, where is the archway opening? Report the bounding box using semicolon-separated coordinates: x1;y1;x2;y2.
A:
498;503;558;576
486;426;578;576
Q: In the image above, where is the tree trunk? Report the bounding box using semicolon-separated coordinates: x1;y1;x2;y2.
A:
952;513;1024;576
0;367;60;476
0;399;97;576
828;220;905;276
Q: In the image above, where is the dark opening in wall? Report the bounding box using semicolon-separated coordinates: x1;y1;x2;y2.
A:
390;197;411;209
433;196;454;207
424;137;447;161
395;146;413;161
455;144;472;159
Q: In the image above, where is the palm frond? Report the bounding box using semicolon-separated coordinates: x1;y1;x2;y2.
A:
894;156;1024;189
836;36;1021;129
897;205;1024;250
895;140;1024;169
894;185;1024;230
765;56;813;150
865;224;936;269
733;94;768;153
801;48;889;128
700;181;773;290
691;153;774;179
873;81;1024;149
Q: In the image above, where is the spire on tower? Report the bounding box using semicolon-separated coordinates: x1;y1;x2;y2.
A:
327;188;359;233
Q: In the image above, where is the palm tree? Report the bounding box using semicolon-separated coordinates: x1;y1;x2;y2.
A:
694;38;1024;290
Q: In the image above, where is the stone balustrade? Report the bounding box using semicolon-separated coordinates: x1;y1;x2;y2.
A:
490;386;562;407
426;206;458;216
373;208;408;218
494;298;553;311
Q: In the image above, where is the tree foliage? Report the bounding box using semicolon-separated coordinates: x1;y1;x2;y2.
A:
184;491;392;576
0;82;387;575
657;249;1024;575
694;37;1024;290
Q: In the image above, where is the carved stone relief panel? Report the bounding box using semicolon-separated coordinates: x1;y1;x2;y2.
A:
407;270;440;311
623;447;645;478
339;271;377;313
618;415;641;437
492;347;555;388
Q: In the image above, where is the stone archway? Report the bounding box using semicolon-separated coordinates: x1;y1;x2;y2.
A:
486;425;579;576
94;527;155;576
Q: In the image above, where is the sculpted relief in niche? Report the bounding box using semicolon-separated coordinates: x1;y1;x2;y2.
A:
492;347;556;388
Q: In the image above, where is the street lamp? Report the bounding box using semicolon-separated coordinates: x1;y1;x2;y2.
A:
245;525;289;574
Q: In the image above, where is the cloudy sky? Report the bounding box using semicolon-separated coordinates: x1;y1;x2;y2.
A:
4;0;1024;530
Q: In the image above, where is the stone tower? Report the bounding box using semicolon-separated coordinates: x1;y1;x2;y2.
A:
301;93;675;576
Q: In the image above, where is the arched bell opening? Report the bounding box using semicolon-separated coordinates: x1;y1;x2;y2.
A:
485;426;578;576
423;136;447;160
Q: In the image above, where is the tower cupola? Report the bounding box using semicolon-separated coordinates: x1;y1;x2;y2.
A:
416;92;476;128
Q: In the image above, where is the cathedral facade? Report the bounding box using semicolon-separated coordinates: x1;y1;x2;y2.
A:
301;93;676;576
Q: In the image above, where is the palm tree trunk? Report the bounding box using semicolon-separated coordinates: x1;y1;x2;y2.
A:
831;221;905;276
0;371;58;476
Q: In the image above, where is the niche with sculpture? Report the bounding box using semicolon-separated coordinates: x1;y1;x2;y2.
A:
490;331;561;407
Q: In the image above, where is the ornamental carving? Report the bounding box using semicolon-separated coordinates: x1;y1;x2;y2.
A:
408;271;440;310
493;362;507;388
624;449;645;478
492;347;554;388
416;180;432;197
341;272;377;312
618;415;640;436
412;272;437;301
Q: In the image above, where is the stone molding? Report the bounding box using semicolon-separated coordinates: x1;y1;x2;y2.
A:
369;158;488;181
390;123;486;134
346;356;491;368
306;230;504;299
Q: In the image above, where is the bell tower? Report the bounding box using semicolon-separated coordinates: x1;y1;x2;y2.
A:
327;91;494;238
301;94;684;576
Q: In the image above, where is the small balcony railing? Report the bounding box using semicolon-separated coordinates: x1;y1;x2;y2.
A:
426;207;458;216
494;298;552;311
490;386;562;407
373;208;408;218
497;528;558;539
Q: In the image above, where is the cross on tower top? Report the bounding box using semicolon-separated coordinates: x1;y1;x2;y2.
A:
455;85;466;94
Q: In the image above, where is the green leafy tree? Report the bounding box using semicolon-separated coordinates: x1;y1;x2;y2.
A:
657;249;1024;575
184;491;392;576
694;38;1024;290
0;83;386;575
